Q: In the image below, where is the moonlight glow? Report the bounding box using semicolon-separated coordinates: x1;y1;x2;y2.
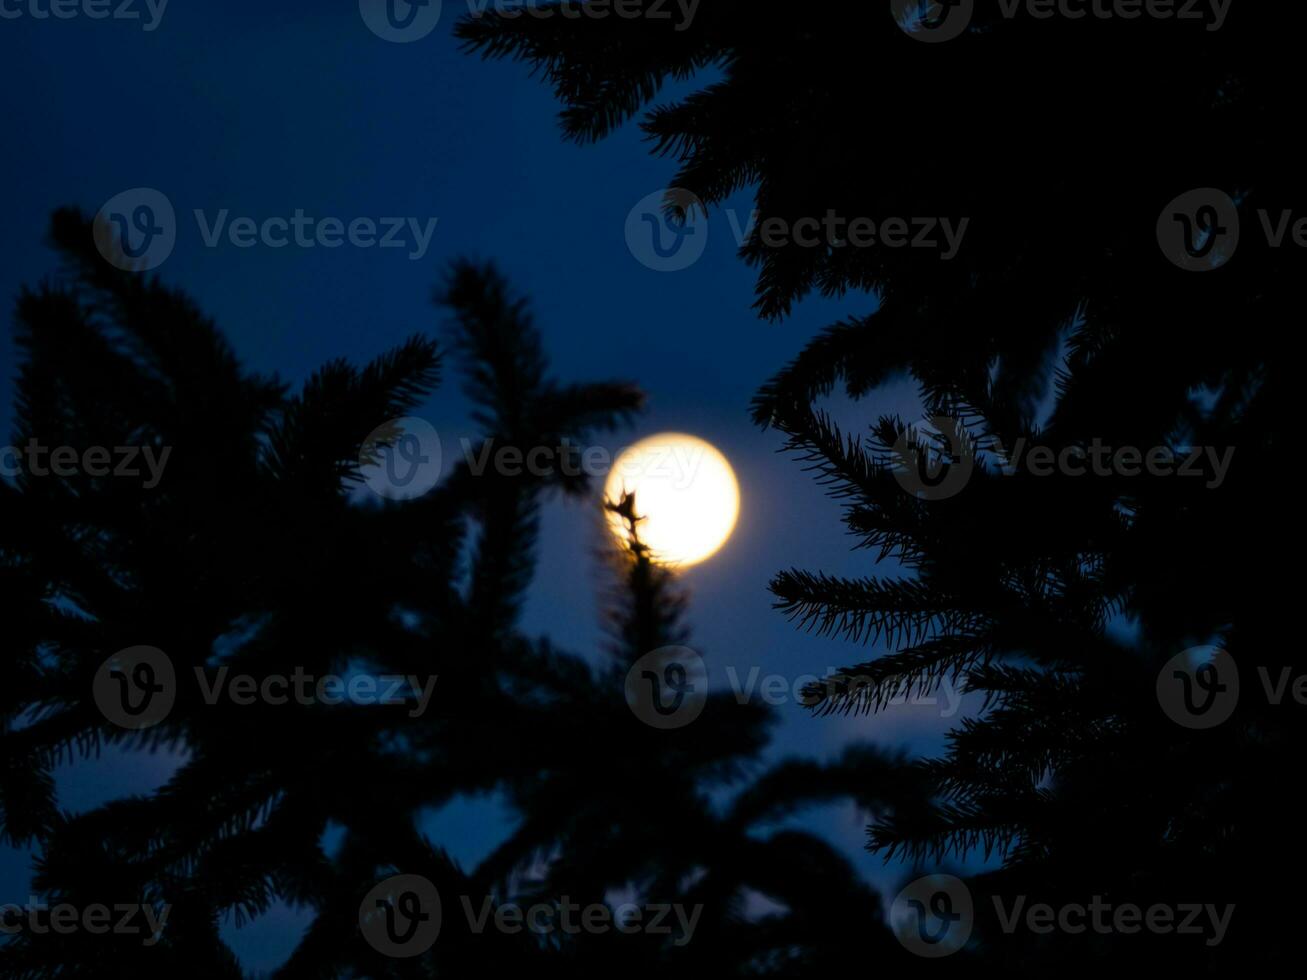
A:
604;433;740;567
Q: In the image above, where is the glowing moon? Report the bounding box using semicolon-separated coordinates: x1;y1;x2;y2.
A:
604;433;740;567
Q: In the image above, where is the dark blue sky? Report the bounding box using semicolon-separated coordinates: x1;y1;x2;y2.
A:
1;4;971;971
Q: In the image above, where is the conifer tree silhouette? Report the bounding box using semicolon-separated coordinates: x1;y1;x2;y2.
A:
1;212;924;976
461;3;1298;969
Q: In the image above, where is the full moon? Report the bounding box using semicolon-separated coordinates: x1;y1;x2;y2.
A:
604;433;740;567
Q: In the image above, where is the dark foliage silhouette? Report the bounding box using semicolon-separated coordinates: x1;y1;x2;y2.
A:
1;213;923;976
460;2;1299;970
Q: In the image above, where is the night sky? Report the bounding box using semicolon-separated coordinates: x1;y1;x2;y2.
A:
0;4;974;971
